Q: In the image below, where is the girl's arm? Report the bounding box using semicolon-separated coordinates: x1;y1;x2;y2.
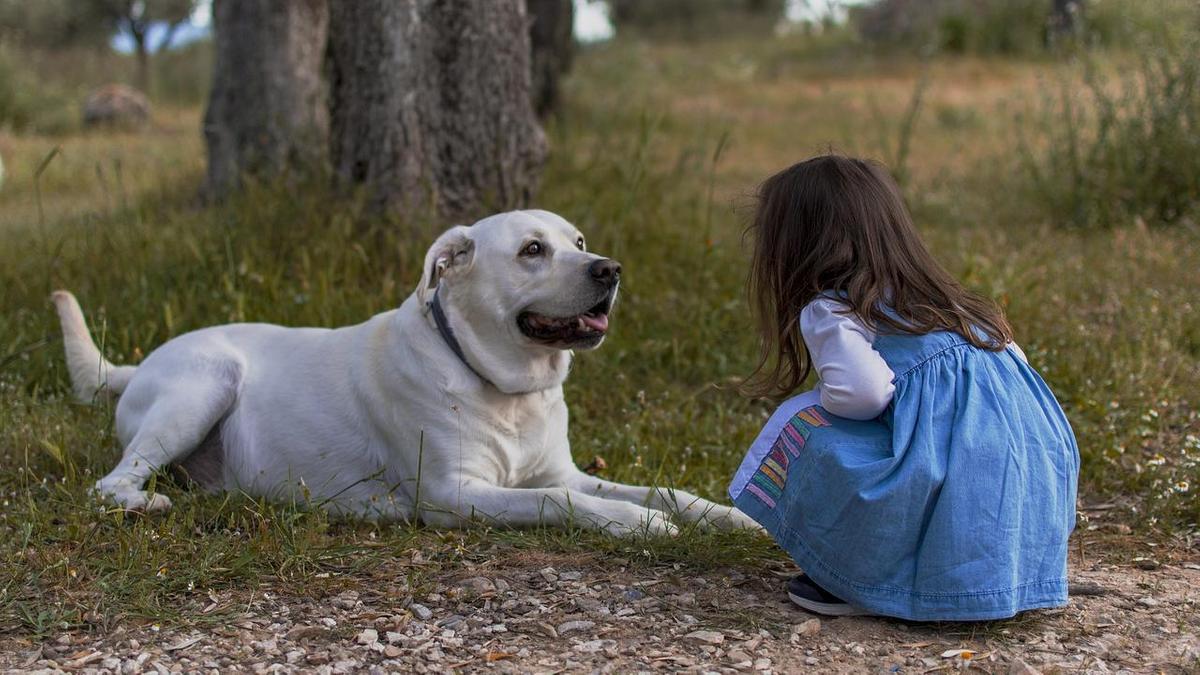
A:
800;298;895;420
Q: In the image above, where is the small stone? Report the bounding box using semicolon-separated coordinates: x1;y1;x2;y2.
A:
355;628;378;645
622;589;645;601
82;84;150;129
252;638;278;653
332;591;359;610
409;604;433;620
539;567;559;583
575;598;604;612
574;639;615;653
494;579;510;592
557;620;595;635
559;571;582;581
455;576;496;594
384;645;403;658
385;631;402;644
1008;658;1042;675
794;618;821;637
727;649;753;666
686;630;725;644
1137;596;1160;607
438;614;466;629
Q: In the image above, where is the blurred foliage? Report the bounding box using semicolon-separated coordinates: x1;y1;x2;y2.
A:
606;0;786;40
0;0;112;49
854;0;1200;56
0;38;211;133
0;0;198;51
0;45;78;134
1020;40;1200;228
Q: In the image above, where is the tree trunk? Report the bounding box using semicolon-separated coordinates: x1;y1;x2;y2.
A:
328;0;547;219
527;0;575;117
1048;0;1083;39
203;0;329;198
133;37;150;94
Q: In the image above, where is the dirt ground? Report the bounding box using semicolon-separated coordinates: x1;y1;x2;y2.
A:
3;542;1197;675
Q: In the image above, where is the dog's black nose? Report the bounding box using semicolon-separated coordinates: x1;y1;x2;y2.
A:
589;259;622;287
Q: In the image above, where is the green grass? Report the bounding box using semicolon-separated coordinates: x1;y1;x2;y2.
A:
1020;40;1200;228
2;34;1199;636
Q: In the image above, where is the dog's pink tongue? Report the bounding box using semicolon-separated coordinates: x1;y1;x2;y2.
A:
581;314;609;332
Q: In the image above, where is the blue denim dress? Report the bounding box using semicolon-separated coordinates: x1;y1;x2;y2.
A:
730;328;1079;621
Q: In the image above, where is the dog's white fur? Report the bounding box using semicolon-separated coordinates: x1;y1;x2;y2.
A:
54;210;755;535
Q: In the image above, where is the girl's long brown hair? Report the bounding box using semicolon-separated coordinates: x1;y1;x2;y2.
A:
743;154;1013;399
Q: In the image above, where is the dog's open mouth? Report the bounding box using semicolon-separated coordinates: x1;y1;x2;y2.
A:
518;297;612;347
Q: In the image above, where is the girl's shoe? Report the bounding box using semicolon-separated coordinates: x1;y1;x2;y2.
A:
787;574;874;617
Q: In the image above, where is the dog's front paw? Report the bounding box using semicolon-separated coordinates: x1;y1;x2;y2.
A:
696;505;764;532
639;509;680;536
93;480;173;514
598;507;678;537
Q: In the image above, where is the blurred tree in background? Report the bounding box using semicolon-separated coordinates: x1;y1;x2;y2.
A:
528;0;576;117
86;0;199;92
203;0;328;198
203;0;548;216
327;0;546;218
607;0;786;40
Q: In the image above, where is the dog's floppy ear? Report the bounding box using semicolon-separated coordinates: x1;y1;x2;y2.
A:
416;225;475;307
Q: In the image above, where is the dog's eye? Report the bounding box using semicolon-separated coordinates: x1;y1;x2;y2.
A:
576;237;585;251
521;241;543;257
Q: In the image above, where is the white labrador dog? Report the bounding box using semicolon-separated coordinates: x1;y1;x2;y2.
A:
54;210;755;535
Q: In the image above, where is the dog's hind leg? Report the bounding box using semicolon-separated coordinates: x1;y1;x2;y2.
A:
96;360;240;512
560;472;760;531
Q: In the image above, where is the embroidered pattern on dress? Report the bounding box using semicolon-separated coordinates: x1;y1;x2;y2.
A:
745;406;830;508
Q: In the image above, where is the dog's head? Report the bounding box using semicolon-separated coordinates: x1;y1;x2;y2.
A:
416;210;620;393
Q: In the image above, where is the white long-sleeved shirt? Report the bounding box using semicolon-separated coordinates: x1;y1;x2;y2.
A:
800;297;896;420
799;297;1028;421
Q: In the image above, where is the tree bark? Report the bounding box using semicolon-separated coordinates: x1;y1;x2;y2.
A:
527;0;575;117
328;0;547;219
133;35;149;94
203;0;329;198
1049;0;1084;39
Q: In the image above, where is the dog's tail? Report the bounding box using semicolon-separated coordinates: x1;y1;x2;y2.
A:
51;290;136;403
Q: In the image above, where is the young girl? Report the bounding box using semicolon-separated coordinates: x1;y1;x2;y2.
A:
729;155;1079;621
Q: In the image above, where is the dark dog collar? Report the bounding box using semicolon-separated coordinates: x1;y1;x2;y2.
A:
428;287;489;386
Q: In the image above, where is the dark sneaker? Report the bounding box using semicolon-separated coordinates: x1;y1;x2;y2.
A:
786;574;873;617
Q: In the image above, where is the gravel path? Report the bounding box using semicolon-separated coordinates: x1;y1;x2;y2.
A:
3;549;1197;674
